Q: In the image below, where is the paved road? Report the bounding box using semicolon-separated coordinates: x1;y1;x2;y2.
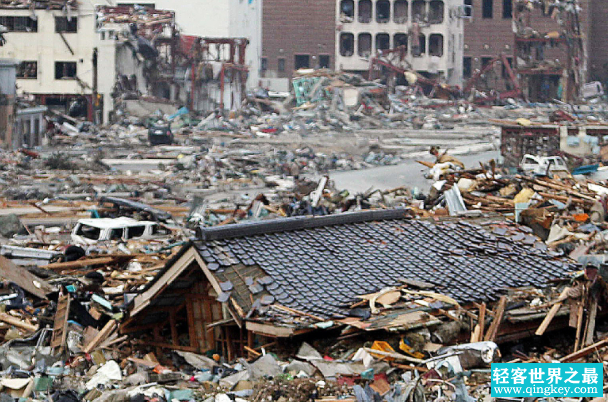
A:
326;151;501;193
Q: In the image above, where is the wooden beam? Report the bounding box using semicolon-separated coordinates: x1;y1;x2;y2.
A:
484;296;506;342
170;313;178;346
244;345;261;357
585;297;598;347
573;287;587;352
246;321;297;338
535;288;570;336
560;338;608;362
139;341;199;352
478;302;486;340
83;320;117;354
41;255;134;270
0;313;37;332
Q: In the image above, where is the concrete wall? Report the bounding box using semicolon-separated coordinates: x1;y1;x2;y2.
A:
14;107;46;149
230;0;262;88
0;7;96;97
0;59;16;148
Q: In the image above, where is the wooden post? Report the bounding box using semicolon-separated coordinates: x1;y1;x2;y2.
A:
478;302;486;341
186;296;197;351
170;313;178;346
484;296;507;342
573;286;587;352
584;296;598;347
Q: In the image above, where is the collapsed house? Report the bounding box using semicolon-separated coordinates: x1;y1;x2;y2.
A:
122;208;575;359
496;120;608;167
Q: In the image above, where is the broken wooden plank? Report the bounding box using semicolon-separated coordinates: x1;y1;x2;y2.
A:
478;302;486;341
0;312;37;332
0;256;51;299
83;320;117;354
484;296;506;342
41;255;134;270
573;286;587;352
559;338;608;362
585;297;598;347
535;287;570;336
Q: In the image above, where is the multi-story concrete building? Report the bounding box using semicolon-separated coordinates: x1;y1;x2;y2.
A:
335;0;465;85
0;3;97;120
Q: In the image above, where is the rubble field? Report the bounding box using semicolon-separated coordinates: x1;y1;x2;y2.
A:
4;65;608;402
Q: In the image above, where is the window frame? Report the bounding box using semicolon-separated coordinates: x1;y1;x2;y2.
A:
55;61;77;80
482;0;494;19
17;61;38;79
55;16;78;33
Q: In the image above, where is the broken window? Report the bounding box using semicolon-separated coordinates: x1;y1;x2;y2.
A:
55;62;77;79
464;0;473;16
0;16;37;32
412;34;426;56
340;0;355;21
429;34;443;56
55;17;78;33
294;55;310;69
340;33;354;57
394;33;408;51
429;0;444;23
412;0;426;21
17;61;37;79
358;0;372;23
278;58;286;72
109;228;123;241
394;0;408;23
503;0;512;18
358;33;372;57
75;224;101;241
319;55;331;69
482;0;493;18
463;57;472;78
376;0;390;23
126;226;146;239
376;33;390;52
481;57;492;72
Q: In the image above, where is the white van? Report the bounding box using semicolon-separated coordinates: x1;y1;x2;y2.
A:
71;217;171;245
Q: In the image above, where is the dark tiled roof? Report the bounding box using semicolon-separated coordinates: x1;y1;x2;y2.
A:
194;211;574;319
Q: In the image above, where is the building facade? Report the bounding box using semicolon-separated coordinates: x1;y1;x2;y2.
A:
261;0;336;92
0;4;97;120
462;0;606;99
336;0;465;85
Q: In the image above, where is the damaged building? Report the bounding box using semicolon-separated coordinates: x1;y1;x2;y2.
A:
0;3;251;125
122;209;575;358
97;6;249;121
0;1;98;121
337;0;464;86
